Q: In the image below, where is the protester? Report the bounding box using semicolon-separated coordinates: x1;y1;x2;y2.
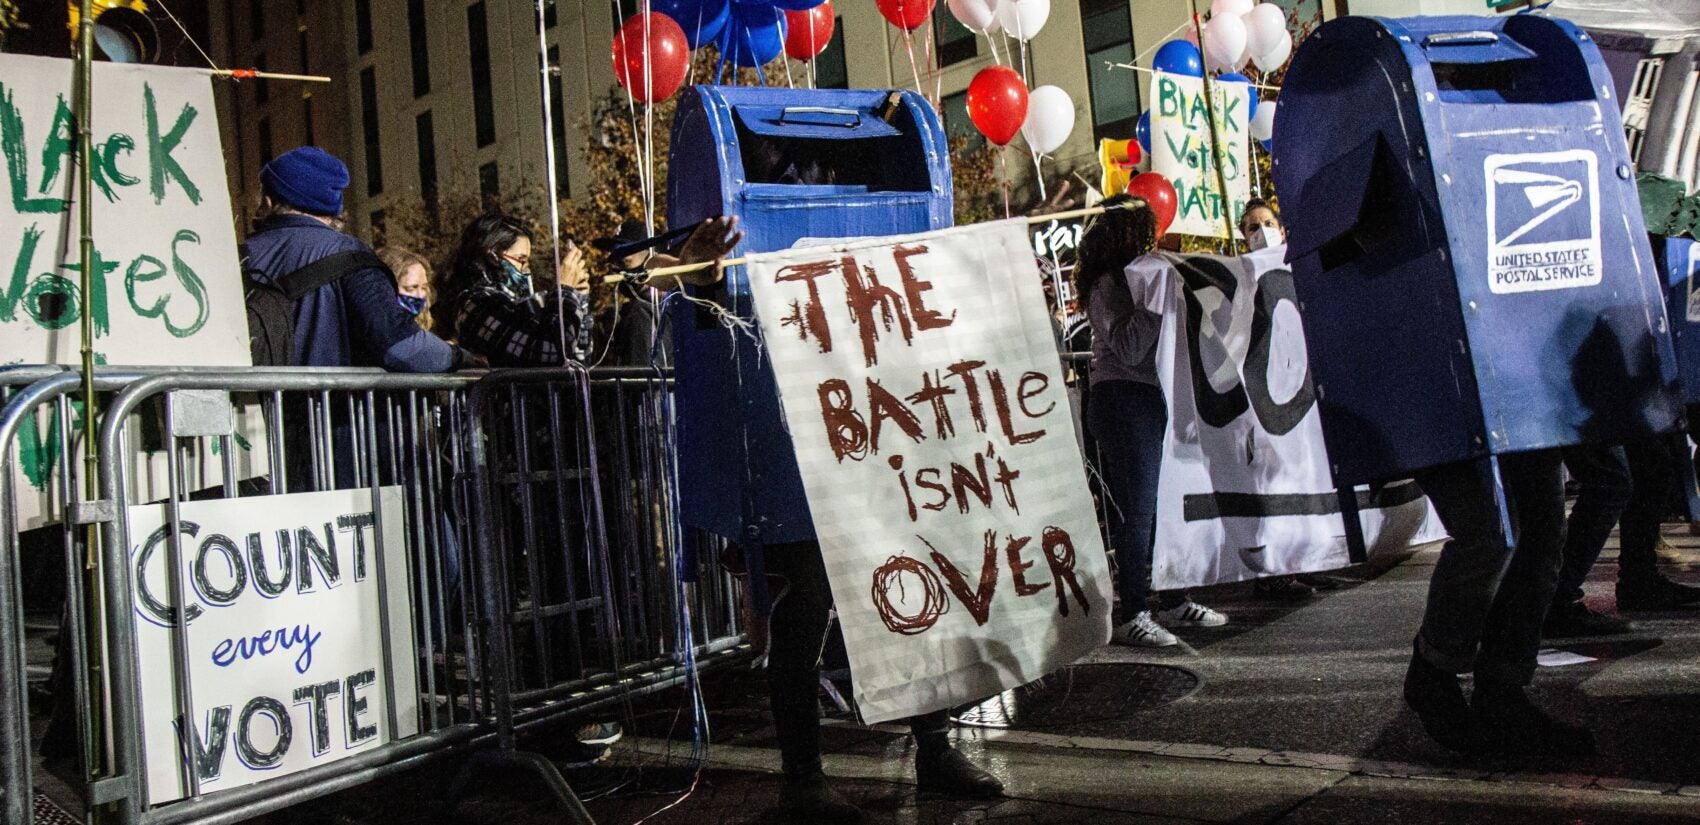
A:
378;246;437;334
242;147;471;371
437;213;591;367
1080;195;1228;647
1239;198;1286;252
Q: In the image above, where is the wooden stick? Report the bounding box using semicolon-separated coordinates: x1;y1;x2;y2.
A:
1106;61;1280;92
209;68;333;83
640;206;1122;280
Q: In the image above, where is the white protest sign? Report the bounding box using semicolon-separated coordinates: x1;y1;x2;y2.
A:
1149;70;1253;239
0;54;250;365
746;219;1113;724
126;488;419;803
1127;248;1445;588
3;55;262;529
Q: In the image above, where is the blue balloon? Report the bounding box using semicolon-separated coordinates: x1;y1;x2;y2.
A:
1152;39;1203;78
1136;111;1151;154
654;0;730;50
1261;138;1272;152
1216;72;1258;120
731;3;786;67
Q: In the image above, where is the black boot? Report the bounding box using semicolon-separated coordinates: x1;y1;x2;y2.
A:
1616;575;1700;611
1402;640;1483;754
773;772;864;824
915;747;1004;799
1541;599;1633;638
1472;681;1595;763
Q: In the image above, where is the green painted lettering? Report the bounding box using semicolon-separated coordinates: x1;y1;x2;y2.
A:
0;84;68;214
145;84;201;205
165;229;209;337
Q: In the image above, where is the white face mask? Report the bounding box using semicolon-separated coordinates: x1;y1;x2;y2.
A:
1247;225;1284;251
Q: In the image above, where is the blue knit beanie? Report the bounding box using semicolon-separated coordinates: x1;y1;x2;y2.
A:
260;147;349;216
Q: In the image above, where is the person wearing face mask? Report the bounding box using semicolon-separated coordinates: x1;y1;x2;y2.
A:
1239;199;1286;253
378;246;437;334
438;213;592;367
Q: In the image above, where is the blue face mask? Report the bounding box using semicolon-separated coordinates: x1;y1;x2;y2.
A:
397;293;427;317
500;259;531;291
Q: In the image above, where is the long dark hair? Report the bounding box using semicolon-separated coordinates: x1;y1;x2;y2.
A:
1076;194;1158;304
438;213;532;336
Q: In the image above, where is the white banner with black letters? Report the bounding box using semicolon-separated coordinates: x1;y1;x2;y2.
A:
126;488;419;803
1127;248;1445;589
745;219;1114;724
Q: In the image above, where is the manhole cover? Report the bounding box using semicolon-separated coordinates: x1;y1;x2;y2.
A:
951;663;1201;730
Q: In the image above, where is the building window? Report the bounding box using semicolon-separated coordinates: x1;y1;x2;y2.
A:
249;0;264;40
1081;0;1139;140
355;0;373;55
613;0;640;32
297;0;307;17
933;4;976;66
302;95;316;147
408;0;431;97
253;53;269;104
468;2;497;148
814;21;848;89
939;90;982;150
370;209;387;245
360;67;383;195
298;28;309;74
416;111;438;213
479;162;500;204
257;117;273;164
545;0;558;28
547;46;570;191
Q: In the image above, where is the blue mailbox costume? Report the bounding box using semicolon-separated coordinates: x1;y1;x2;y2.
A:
663;86;1004;810
1274;15;1679;758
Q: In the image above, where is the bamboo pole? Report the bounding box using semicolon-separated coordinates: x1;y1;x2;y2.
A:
208;68;333;83
623;204;1127;283
73;1;109;815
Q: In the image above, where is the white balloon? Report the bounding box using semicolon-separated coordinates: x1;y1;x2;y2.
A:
947;0;1000;33
1210;0;1255;18
995;0;1049;42
1020;85;1075;155
1252;30;1293;72
1203;12;1247;72
1249;99;1277;141
1244;3;1289;61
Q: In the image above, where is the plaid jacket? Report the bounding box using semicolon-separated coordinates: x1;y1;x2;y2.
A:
452;277;586;367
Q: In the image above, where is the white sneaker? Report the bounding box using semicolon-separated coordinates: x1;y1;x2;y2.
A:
1157;600;1227;627
1113;611;1178;647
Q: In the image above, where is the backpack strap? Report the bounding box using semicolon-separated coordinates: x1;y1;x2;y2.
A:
275;250;388;300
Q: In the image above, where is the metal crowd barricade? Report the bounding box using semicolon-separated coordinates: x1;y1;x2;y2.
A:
83;370;490;825
457;367;747;817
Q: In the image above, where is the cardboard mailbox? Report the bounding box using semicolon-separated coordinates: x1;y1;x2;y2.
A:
667;86;953;545
1273;14;1681;486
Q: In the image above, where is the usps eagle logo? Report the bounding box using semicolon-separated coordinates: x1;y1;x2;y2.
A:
1483;150;1602;295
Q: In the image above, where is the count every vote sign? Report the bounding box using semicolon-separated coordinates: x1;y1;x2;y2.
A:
126;489;419;803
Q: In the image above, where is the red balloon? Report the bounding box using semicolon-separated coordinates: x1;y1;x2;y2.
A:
784;2;835;60
611;12;690;104
966;66;1028;147
875;0;935;31
1125;172;1178;236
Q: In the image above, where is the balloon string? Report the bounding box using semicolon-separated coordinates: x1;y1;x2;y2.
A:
902;26;925;97
782;20;795;89
999;147;1011;219
1031;148;1046;202
923;16;941;108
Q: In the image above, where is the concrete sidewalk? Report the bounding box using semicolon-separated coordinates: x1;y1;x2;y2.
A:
85;526;1698;825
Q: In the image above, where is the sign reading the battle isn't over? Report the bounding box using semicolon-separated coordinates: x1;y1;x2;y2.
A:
0;54;249;366
127;489;419;803
746;219;1113;724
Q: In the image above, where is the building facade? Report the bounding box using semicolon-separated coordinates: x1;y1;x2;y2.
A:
210;0;1333;241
